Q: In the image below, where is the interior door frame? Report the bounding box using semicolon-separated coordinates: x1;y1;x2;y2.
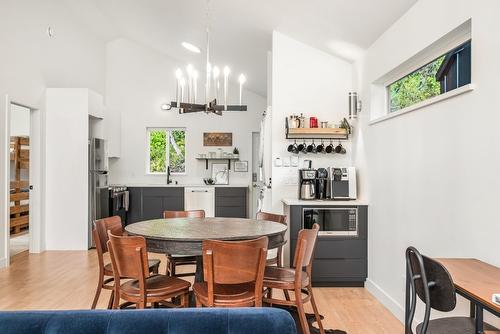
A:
3;95;43;267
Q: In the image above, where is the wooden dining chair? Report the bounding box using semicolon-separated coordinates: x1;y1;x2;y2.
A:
256;211;287;267
162;210;205;277
91;216;161;309
405;247;498;334
193;236;268;307
263;223;324;334
107;231;191;309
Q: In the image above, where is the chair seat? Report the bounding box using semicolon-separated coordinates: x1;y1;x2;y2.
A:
104;259;161;276
193;282;257;306
416;317;498;334
121;274;190;298
263;266;310;290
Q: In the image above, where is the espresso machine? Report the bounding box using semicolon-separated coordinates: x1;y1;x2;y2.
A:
299;168;317;200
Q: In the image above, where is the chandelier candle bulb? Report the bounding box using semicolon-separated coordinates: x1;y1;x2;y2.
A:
180;77;186;103
193;70;199;103
175;68;183;107
238;74;246;105
206;62;211;103
186;64;194;103
213;66;220;101
223;66;230;109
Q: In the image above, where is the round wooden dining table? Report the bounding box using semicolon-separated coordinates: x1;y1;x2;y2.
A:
125;217;288;283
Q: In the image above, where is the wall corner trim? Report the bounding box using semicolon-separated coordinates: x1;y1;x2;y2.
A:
365;278;405;323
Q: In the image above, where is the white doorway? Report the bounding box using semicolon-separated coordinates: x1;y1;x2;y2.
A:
9;104;30;257
250;132;260;218
4;97;42;266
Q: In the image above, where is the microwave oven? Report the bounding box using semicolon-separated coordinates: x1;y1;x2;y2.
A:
303;207;358;236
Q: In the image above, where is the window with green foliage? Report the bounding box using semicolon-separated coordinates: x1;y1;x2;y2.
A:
147;128;186;174
388;40;471;113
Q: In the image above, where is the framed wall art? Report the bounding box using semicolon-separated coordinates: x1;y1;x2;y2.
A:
234;161;248;172
203;132;232;146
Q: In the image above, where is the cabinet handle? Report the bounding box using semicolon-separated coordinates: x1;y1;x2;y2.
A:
191;190;209;193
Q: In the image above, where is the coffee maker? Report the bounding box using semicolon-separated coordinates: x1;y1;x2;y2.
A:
299;169;317;200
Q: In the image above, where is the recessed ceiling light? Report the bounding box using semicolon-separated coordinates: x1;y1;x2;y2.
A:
182;42;201;53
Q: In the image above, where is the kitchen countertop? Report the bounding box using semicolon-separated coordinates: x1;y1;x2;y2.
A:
124;184;249;188
282;198;368;206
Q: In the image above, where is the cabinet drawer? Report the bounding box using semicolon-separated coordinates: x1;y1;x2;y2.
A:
314;239;367;259
312;259;367;280
215;196;246;207
215;187;247;197
215;206;247;218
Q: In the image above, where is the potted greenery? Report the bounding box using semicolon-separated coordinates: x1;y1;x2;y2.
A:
233;147;240;159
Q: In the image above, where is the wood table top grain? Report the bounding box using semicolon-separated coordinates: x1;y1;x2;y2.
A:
125;217;288;242
436;258;500;315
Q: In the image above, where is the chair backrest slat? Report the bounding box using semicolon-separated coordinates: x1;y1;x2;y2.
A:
293;223;319;269
94;216;123;254
256;211;286;225
163;210;206;219
107;233;149;280
203;237;268;284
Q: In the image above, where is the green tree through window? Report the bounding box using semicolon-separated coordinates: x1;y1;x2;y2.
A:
389;55;445;113
148;128;186;173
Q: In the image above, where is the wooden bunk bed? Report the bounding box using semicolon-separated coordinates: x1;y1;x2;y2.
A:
10;136;29;235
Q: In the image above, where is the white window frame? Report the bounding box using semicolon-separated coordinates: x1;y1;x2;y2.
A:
369;19;473;125
146;127;186;175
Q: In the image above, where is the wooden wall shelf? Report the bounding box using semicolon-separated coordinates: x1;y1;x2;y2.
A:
196;157;239;170
286;127;349;140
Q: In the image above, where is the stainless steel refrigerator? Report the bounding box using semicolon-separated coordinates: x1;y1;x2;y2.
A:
88;138;109;248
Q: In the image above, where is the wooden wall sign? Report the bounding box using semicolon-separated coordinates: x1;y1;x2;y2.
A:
203;132;233;146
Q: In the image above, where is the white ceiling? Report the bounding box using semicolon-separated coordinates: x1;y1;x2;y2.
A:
64;0;417;96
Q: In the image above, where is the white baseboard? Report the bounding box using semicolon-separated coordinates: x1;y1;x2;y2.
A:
0;257;7;269
366;278;405;323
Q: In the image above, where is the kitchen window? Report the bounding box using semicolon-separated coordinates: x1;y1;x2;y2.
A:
147;128;186;174
388;40;471;113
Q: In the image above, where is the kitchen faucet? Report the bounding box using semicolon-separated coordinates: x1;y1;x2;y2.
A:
166;166;172;184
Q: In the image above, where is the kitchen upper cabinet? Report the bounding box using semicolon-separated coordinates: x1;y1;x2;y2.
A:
88;90;105;119
104;107;121;158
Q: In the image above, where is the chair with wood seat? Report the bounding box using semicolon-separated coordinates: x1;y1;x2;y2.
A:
263;223;324;334
193;236;268;308
107;232;191;309
91;216;161;309
405;246;498;334
256;211;287;267
162;210;205;277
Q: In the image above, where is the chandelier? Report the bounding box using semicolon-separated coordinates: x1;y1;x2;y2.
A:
163;1;247;116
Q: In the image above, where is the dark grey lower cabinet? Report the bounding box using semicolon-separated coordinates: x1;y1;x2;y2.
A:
215;187;248;218
126;187;184;225
289;205;368;286
126;186;248;224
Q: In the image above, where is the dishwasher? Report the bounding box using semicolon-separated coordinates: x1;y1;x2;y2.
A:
184;187;215;217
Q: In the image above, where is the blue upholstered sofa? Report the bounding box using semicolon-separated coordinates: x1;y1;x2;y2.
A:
0;308;296;334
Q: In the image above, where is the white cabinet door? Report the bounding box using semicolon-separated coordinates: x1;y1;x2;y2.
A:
184;187;215;217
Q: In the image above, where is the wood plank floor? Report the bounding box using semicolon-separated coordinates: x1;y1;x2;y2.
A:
0;251;402;333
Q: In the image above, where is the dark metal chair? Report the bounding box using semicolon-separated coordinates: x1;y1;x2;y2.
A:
405;247;496;333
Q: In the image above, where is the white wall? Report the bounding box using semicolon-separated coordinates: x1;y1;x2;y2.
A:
270;31;354;214
105;38;266;186
356;0;500;324
44;89;89;250
0;0;106;262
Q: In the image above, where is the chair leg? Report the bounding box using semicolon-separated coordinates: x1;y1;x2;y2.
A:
91;275;104;309
195;297;202;308
283;289;291;302
107;290;115;309
181;292;188;308
112;289;120;309
295;288;310;334
308;285;325;334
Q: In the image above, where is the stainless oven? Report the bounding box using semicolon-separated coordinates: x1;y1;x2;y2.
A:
302;207;358;236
